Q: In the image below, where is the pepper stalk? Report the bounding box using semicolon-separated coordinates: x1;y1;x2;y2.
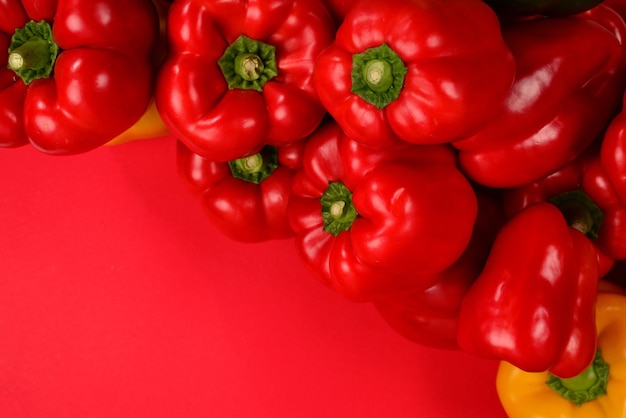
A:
549;189;604;238
228;146;278;184
320;181;359;236
218;35;278;92
546;350;609;406
351;43;407;109
8;20;59;85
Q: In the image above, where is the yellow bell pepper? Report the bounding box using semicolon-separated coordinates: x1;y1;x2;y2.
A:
105;100;170;146
496;291;626;418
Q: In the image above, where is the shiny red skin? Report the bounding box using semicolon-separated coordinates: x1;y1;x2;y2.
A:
457;203;599;378
453;15;626;188
578;3;626;45
0;0;159;154
599;92;626;209
287;120;478;302
156;0;335;163
549;228;599;378
374;189;506;350
505;149;626;262
313;0;515;148
603;0;626;20
176;140;304;243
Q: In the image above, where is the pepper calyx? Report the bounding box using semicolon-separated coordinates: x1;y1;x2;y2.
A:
320;181;359;236
351;43;407;109
228;146;278;184
549;189;604;239
218;35;277;91
8;20;59;85
546;350;610;406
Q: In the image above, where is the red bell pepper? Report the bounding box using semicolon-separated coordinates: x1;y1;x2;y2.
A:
453;15;626;188
599;92;626;208
177;139;304;243
0;0;159;154
505;147;626;264
287;120;478;302
603;0;626;20
373;188;506;350
156;0;335;162
578;3;626;46
312;0;515;148
457;203;600;378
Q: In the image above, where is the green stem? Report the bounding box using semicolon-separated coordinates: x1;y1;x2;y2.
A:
218;35;277;91
320;182;359;236
234;53;265;81
549;189;604;238
351;43;407;109
363;59;393;93
8;20;58;85
546;350;610;406
228;146;278;184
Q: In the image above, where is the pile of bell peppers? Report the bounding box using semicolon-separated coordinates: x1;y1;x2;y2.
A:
5;0;626;415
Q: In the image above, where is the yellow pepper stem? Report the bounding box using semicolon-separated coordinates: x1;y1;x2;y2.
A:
545;350;609;406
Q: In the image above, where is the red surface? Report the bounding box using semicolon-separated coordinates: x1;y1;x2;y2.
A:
0;137;508;418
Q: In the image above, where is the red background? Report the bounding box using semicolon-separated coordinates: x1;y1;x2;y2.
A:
0;137;508;418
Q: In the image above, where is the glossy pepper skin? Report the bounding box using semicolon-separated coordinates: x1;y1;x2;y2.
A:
0;0;159;154
287;120;478;302
504;148;626;263
453;15;626;188
603;0;626;20
482;0;604;16
156;0;335;162
457;203;600;378
578;3;626;45
599;92;626;208
373;189;506;350
496;292;626;417
313;0;515;149
177;139;304;243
